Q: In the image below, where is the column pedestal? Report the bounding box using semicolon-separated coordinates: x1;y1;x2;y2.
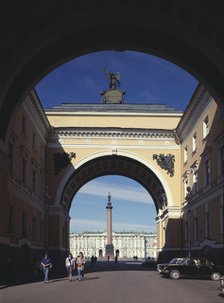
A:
105;244;114;257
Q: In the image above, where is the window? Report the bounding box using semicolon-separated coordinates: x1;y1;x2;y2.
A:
41;177;45;196
194;217;198;241
184;221;188;242
192;132;197;153
184;146;188;163
219;144;224;177
32;132;36;149
203;116;209;139
183;171;189;199
205;212;210;238
204;159;211;186
32;169;36;193
8;204;14;234
40;220;44;241
21;115;27;134
22;210;27;238
41;145;45;160
220;207;224;240
22;157;27;185
32;216;36;240
8;141;14;173
191;161;198;194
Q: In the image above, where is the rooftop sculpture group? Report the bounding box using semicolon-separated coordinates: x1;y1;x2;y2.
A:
104;68;121;90
101;68;125;104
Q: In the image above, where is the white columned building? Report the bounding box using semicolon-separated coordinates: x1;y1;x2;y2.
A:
69;231;157;259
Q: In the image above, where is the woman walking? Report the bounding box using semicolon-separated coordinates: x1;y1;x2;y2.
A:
65;252;75;281
76;252;85;281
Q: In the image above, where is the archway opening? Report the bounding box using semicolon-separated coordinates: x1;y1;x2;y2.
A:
69;175;157;260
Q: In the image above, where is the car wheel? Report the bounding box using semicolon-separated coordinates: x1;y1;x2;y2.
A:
211;272;221;281
170;270;180;280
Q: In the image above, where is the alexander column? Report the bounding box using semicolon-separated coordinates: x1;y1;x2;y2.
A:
105;192;114;257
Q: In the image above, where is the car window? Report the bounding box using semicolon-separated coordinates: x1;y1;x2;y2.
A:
177;258;185;264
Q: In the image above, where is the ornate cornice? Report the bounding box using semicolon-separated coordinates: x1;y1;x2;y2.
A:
176;85;211;142
51;128;176;140
28;90;51;131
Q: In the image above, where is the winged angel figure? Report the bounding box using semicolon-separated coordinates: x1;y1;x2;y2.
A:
104;68;121;90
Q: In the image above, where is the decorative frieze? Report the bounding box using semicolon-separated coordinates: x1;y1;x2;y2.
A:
52;128;175;140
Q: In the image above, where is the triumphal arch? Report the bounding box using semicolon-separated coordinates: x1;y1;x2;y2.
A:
45;96;183;262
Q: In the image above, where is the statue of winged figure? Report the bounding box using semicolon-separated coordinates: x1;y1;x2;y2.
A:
104;68;120;90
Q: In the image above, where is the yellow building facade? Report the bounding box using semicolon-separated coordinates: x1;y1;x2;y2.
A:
0;84;223;273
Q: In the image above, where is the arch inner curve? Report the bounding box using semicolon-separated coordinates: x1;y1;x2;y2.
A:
61;155;167;212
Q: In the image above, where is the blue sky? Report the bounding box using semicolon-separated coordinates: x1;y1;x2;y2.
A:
35;50;198;233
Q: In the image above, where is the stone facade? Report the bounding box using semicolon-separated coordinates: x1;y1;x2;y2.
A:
0;91;50;272
0;84;223;274
69;232;157;259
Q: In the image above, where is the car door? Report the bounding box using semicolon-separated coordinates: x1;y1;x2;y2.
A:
186;259;198;276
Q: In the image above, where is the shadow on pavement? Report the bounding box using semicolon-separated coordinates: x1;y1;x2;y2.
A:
0;260;156;288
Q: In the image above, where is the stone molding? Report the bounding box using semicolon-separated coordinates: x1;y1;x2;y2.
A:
52;128;175;140
176;86;211;141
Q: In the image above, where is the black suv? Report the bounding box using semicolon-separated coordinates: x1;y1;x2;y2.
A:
162;257;224;281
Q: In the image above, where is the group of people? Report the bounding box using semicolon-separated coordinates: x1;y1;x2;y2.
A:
65;252;85;282
40;251;86;284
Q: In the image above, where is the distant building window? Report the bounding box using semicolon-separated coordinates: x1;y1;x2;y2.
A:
194;217;198;241
32;168;36;193
41;146;45;160
205;212;210;238
184;221;188;242
22;157;27;185
32;132;36;149
8;141;14;173
183;171;189;199
191;161;198;194
192;133;197;153
184;146;188;163
40;220;44;241
204;159;211;186
220;207;224;240
22;210;27;238
21;115;27;134
8;204;14;234
32;216;36;240
41;177;45;196
203;116;209;139
219;145;224;177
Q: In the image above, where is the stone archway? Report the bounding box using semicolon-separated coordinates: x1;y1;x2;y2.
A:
61;155;167;213
1;1;224;140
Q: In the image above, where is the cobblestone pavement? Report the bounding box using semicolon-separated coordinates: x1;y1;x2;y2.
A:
1;261;224;303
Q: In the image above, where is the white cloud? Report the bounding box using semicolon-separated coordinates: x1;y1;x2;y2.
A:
70;218;155;232
77;180;154;205
70;218;106;230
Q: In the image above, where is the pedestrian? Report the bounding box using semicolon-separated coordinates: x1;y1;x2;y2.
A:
41;252;53;284
91;255;94;266
115;255;118;263
65;252;75;281
76;252;85;281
